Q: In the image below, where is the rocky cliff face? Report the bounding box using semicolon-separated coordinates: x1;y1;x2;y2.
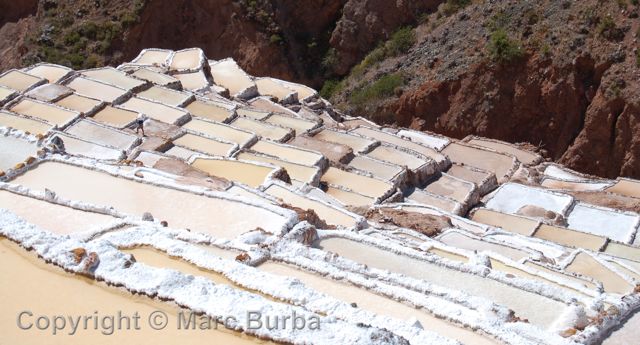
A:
329;0;441;75
0;0;37;70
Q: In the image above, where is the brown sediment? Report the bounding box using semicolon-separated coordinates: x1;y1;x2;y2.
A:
281;203;334;230
365;208;450;237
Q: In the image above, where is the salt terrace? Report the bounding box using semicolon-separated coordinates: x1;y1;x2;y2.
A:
0;48;639;345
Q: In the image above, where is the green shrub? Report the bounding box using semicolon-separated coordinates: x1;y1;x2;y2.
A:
487;28;523;64
350;73;404;105
597;15;624;40
348;27;415;78
540;43;551;57
55;13;74;28
79;22;98;40
269;34;282;44
96;39;111;54
84;54;101;69
488;11;511;31
364;45;388;64
321;48;338;70
71;37;88;52
583;6;599;26
386;26;415;55
66;53;86;69
597;15;615;34
121;12;139;28
63;31;81;45
418;13;430;24
319;79;344;99
442;0;472;16
133;0;146;14
95;21;123;42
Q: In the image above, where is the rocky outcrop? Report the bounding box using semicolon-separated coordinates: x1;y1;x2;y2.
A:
560;92;640;178
0;0;37;25
0;0;36;71
329;0;442;75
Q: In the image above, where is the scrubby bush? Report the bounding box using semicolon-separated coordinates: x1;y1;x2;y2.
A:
321;48;338;71
348;26;415;78
63;31;81;45
487;28;523;64
269;34;283;44
350;45;386;77
442;0;471;16
121;12;139;29
319;79;344;99
79;22;98;40
133;0;146;14
94;21;121;42
488;11;511;31
386;26;415;55
350;73;404;105
597;15;625;41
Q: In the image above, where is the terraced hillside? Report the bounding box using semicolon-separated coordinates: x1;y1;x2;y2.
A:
0;49;639;345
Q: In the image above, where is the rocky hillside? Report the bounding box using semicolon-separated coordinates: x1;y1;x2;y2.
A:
1;0;639;179
327;0;640;180
0;0;433;87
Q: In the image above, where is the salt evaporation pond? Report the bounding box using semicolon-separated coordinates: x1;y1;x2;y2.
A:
231;117;292;142
0;136;36;171
23;64;71;83
236;152;319;185
90;106;138;128
55;94;102;114
210;59;255;96
313;129;375;153
138;86;191;107
259;262;499;345
467;138;539;165
0;110;52;135
192;158;276;188
184;100;233;123
0;238;276;345
316;237;568;328
183;119;254;147
0;70;43;92
66;77;128;103
10;162;291;237
0;191;115;235
442;143;515;182
10;99;79;126
82;68;146;91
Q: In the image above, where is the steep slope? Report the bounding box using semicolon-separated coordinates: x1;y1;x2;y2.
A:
329;0;640;179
